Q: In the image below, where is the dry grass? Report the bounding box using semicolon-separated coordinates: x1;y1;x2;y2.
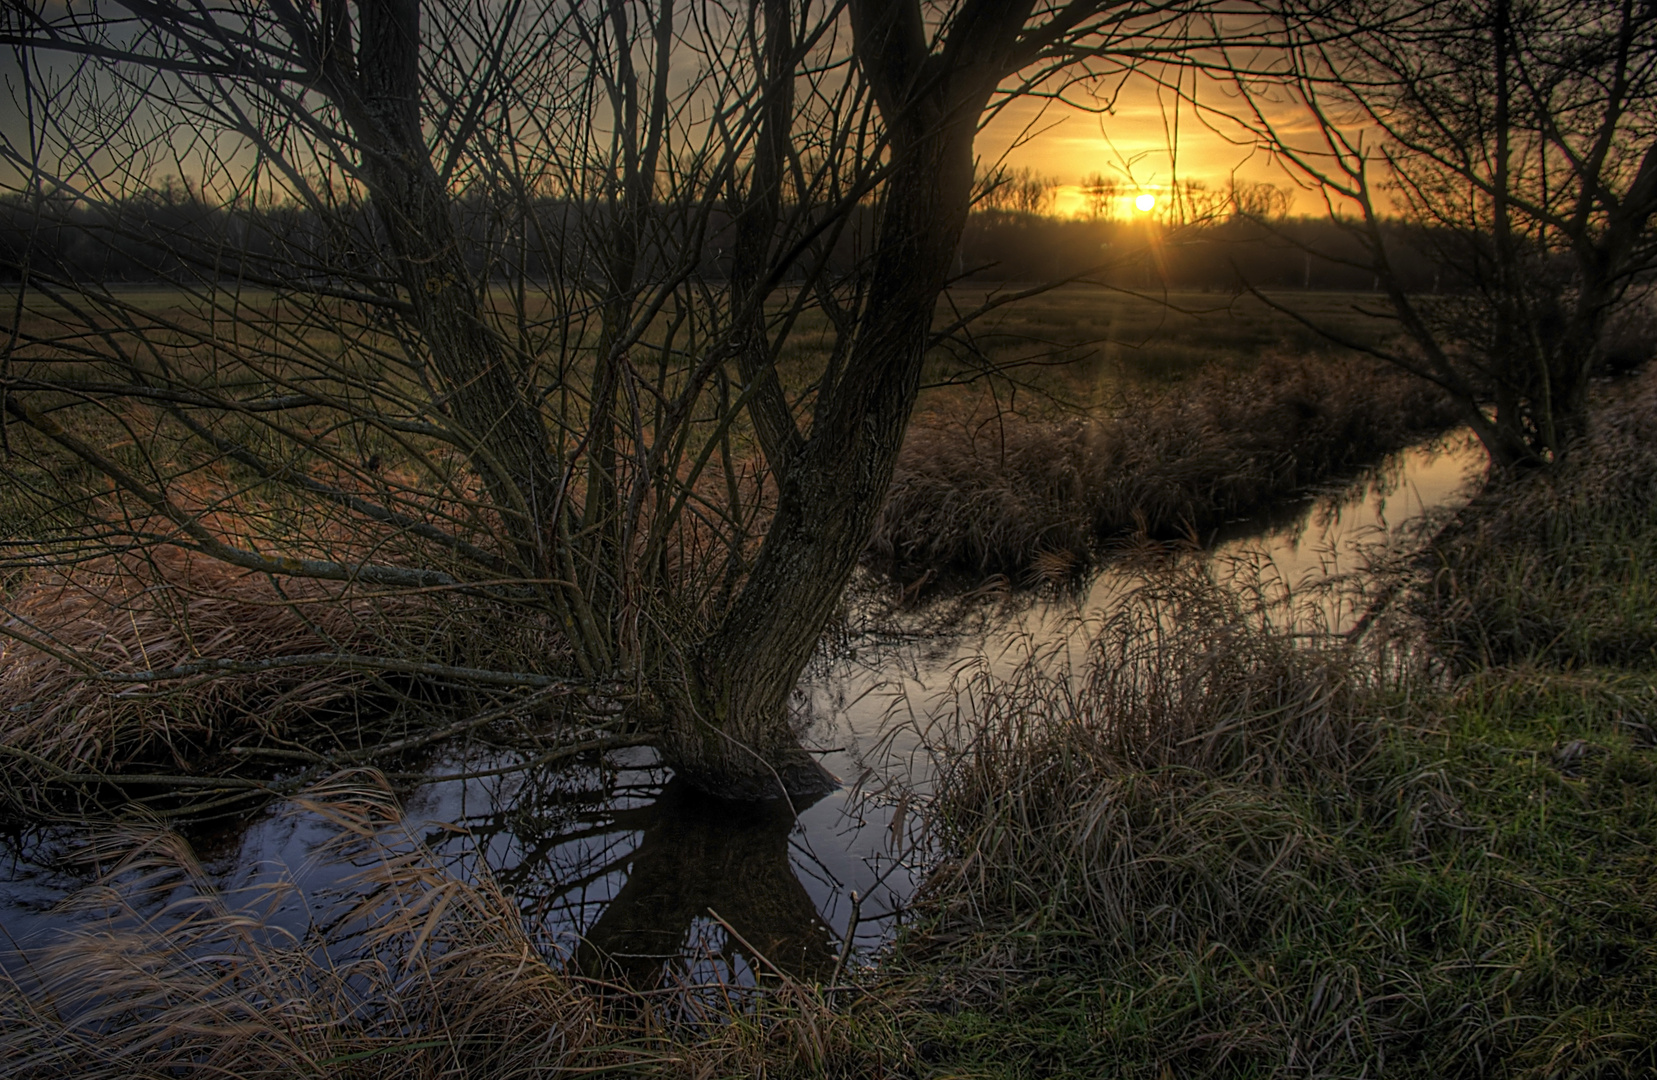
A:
871;353;1459;582
0;545;571;813
0;771;617;1078
0;550;374;791
882;510;1657;1076
0;771;895;1079
915;559;1396;959
1422;364;1657;669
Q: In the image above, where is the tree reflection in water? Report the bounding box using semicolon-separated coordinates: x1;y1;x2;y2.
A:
435;762;838;987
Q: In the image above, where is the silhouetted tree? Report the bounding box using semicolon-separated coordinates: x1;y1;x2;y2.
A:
1223;0;1657;468
0;0;1255;801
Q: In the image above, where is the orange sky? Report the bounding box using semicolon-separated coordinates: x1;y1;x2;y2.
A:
978;71;1315;217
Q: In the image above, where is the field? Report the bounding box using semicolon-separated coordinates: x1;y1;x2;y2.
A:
6;288;1654;1078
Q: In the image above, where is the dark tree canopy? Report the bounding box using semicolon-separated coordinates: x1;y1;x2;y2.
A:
0;0;1241;800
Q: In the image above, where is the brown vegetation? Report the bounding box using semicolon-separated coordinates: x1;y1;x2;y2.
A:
0;545;570;813
1422;364;1657;669
871;353;1459;582
892;541;1657;1077
2;551;369;781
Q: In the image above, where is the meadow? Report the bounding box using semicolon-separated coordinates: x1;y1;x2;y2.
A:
5;287;1655;1078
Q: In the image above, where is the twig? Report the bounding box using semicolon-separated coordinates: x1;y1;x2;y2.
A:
827;888;861;1006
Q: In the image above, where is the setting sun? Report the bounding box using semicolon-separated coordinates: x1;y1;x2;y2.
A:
1134;192;1156;213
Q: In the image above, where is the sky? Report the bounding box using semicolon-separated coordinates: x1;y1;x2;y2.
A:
0;15;1328;218
978;70;1317;218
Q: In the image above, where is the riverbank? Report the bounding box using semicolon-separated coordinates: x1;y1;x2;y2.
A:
874;367;1657;1078
871;351;1458;585
4;371;1655;1078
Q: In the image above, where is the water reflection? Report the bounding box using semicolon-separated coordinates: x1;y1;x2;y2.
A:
574;780;835;983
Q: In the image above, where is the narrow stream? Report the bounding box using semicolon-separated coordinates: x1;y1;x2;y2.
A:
0;432;1488;987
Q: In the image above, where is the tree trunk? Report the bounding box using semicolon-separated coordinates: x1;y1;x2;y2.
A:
671;126;978;797
665;0;1034;799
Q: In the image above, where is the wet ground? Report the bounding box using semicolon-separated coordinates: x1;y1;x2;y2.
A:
0;433;1488;986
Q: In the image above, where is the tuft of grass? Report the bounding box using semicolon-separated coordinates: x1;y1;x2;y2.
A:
0;546;571;812
0;550;375;793
1;770;619;1078
872;352;1459;583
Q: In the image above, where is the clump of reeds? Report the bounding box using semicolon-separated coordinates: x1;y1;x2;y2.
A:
0;548;377;795
1422;363;1657;669
871;414;1099;583
917;559;1388;958
870;353;1459;582
0;542;575;810
0;771;883;1079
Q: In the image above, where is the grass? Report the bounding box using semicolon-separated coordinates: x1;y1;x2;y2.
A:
6;302;1655;1078
0;550;379;798
0;541;576;816
928;287;1395;398
0;771;902;1079
887;589;1657;1077
0;285;1417;802
870;367;1657;1078
873;350;1458;583
1420;368;1657;670
17;459;1657;1078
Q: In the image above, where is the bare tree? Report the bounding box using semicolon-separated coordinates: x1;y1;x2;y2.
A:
1080;168;1122;218
975;165;1060;216
0;0;1229;803
1217;0;1657;469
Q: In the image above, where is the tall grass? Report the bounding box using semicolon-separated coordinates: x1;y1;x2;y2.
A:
0;546;573;812
871;353;1459;582
891;538;1657;1078
0;550;372;792
1;771;616;1078
1422;364;1657;669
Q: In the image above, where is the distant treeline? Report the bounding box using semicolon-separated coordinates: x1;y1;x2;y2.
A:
0;185;1448;293
958;211;1448;292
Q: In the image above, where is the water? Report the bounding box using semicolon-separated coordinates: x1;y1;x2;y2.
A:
0;433;1488;986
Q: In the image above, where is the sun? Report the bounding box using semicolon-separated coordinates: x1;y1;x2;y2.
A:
1134;192;1156;213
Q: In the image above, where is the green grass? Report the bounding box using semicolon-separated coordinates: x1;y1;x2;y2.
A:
889;667;1657;1078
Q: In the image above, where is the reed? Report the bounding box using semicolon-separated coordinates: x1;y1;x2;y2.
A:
871;353;1459;583
0;545;569;812
888;537;1657;1076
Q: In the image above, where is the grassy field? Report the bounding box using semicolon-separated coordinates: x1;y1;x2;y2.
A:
921;286;1393;405
13;289;1649;1079
7;368;1655;1078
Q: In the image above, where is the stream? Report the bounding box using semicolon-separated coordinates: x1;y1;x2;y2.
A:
0;432;1488;988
